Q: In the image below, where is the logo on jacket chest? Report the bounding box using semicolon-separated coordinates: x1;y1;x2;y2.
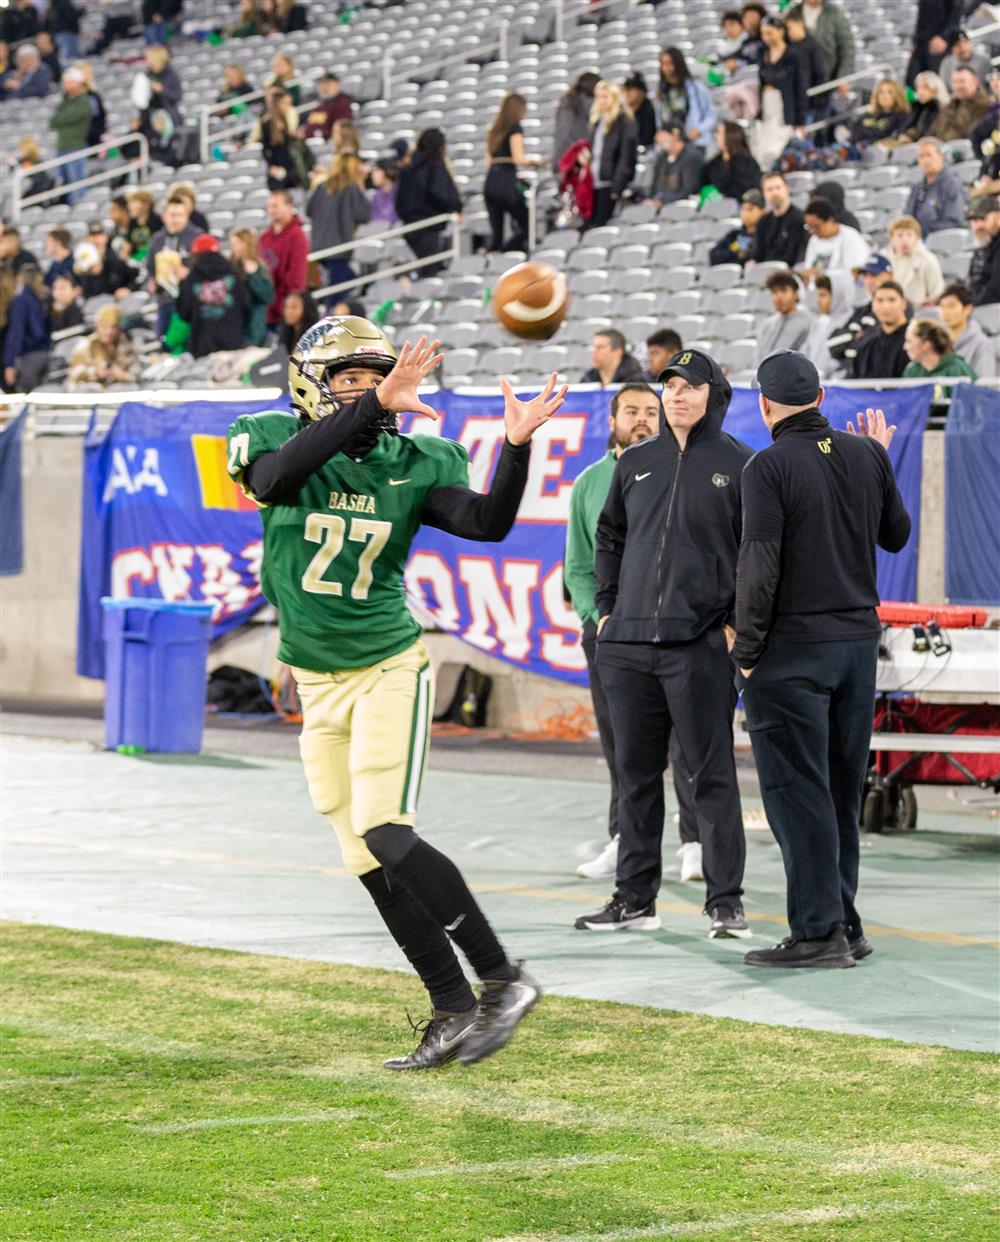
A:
711;473;730;488
328;490;376;514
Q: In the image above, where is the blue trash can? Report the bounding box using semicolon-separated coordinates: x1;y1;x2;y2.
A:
101;598;215;753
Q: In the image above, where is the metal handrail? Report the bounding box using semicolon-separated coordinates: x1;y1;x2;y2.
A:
197;73;323;162
381;20;510;101
308;213;463;300
807;63;893;98
801;104;867;136
11;133;150;222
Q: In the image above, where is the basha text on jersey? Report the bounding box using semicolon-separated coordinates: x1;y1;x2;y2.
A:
328;490;377;515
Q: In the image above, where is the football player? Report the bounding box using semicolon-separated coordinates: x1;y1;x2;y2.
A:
227;316;567;1069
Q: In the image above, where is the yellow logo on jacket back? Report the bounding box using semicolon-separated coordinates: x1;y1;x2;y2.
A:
817;438;832;454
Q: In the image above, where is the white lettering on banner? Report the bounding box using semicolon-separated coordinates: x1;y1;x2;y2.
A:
102;446;169;501
519;417;586;523
111;548;156;597
150;543;194;600
108;541;262;620
458;557;540;661
457;418;508;492
405;552;462;633
539;565;586;672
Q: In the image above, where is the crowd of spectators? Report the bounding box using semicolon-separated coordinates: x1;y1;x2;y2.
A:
1;0;998;397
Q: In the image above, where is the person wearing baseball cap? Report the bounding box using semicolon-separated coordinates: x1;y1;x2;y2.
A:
645;123;705;209
176;234;251;357
967;195;1000;305
708;188;766;266
827;253;897;368
734;350;911;970
575;348;754;941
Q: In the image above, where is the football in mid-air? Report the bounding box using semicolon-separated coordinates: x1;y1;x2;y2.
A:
492;261;570;341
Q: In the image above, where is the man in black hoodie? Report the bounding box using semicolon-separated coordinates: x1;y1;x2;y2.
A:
734;351;910;969
576;350;752;939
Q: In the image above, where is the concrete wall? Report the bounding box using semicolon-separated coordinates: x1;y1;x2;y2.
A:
0;430;946;728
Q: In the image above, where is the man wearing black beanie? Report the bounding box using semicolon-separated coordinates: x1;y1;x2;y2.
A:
733;350;911;969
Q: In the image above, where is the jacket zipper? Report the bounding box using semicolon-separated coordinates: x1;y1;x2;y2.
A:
652;447;684;642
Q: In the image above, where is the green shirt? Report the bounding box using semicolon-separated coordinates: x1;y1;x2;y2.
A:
48;93;92;151
227;412;468;671
564;451;616;627
903;354;978;381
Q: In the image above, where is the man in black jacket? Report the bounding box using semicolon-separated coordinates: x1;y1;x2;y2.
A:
576;350;752;939
734;351;910;969
906;0;963;85
750;172;808;267
580;329;646;385
967;194;1000;305
849;281;910;379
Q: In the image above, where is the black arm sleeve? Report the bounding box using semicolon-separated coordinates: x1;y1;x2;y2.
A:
419;439;531;542
241;389;386;504
594;463;628;620
732;456;784;668
876;447;912;553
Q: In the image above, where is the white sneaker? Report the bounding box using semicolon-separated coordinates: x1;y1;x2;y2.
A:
677;841;703;883
576;835;619;879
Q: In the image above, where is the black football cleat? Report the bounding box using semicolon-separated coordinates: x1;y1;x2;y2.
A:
744;926;855;969
457;963;542;1066
383;1008;477;1071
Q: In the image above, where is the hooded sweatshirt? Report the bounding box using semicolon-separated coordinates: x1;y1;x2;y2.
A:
259;213;309;325
953;318;997;380
176;252;250;357
804;271;854;377
889;240;944;306
595;356;753;643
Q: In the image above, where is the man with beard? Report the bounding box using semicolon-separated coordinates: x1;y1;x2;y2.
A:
565;384;702;885
575;352;753;939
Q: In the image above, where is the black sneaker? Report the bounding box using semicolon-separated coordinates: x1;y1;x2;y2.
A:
848;934;874;961
707;903;752;939
744;927;855;969
457;964;542;1066
383;1008;477;1071
574;896;662;932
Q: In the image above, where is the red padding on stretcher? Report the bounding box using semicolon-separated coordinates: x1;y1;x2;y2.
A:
877;603;989;629
873;699;1000;785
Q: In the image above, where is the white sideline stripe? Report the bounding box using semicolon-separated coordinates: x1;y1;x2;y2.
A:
492;1200;916;1242
136;1109;360;1134
385;1153;633;1181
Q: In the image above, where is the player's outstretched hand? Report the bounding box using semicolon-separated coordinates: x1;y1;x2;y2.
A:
501;373;569;446
847;406;897;450
376;336;445;418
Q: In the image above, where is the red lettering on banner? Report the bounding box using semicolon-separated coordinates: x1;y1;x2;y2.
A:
196;543;259;619
111;547;155;597
539;564;586;672
405;551;461;632
458;556;540;662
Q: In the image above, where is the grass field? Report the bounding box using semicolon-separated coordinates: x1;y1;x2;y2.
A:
2;922;997;1242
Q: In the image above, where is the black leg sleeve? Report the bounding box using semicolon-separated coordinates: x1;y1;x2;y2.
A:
359;867;476;1014
365;825;517;984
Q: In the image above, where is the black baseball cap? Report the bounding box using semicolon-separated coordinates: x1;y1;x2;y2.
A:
742;188;765;207
755;350;820;405
661;121;686;140
659;349;715;385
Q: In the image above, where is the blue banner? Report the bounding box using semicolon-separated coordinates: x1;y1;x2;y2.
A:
945;384;1000;606
76;385;932;684
0;407;26;577
77;398;287;678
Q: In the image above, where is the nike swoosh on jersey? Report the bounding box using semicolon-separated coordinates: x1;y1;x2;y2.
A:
635;472;651;481
388;478;411;486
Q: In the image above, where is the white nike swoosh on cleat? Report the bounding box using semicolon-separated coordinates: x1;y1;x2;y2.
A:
388;478;411;486
635;472;651;481
438;1022;476;1052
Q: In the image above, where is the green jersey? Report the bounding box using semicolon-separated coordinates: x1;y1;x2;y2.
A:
227;411;468;671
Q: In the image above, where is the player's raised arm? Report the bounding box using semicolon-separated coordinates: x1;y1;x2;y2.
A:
420;373;569;542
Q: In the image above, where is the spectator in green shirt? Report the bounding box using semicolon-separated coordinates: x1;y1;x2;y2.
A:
48;67;91;205
903;316;978;380
564;383;702;884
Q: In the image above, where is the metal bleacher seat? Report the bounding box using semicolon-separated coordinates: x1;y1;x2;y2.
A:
927;229;973;256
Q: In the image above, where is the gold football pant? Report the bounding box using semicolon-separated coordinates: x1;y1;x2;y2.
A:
291;640;434;876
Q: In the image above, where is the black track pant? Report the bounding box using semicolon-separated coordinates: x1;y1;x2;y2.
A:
596;628;744;909
484;167;528;252
583;622;698;843
741;636;878;941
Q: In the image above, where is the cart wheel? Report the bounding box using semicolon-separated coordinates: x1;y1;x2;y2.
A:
893;787;918;831
862;790;884;834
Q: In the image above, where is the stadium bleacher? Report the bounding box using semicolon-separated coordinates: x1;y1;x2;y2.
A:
2;0;999;396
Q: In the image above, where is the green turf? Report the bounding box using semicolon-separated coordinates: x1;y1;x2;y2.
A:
2;922;997;1242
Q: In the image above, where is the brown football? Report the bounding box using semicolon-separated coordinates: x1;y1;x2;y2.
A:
492;261;570;340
